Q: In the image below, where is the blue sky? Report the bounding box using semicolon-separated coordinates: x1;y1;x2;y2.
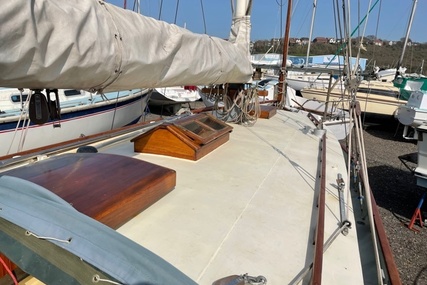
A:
109;0;426;43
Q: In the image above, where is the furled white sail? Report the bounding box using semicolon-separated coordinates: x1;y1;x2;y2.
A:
0;0;252;93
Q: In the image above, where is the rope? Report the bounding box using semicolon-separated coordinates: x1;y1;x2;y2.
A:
17;117;31;154
211;86;259;126
349;97;384;285
109;91;121;130
0;256;18;285
7;89;31;155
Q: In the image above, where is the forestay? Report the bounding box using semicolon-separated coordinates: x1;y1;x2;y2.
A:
0;0;253;92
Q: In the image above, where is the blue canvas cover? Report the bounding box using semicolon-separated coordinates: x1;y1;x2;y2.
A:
0;175;197;285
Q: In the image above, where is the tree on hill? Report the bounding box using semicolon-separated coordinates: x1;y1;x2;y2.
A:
251;38;427;75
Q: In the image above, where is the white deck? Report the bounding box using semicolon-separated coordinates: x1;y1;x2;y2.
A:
97;110;368;284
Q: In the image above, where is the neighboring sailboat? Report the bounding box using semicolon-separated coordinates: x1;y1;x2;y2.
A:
296;0;409;117
300;79;404;116
0;1;401;284
148;86;201;114
255;78;352;140
392;0;427;100
385;0;427;139
395;90;427;139
0;88;150;156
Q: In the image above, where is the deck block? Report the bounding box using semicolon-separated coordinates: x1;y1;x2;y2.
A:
2;153;176;229
260;105;277;119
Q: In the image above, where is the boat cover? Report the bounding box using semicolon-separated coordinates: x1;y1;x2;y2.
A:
0;175;197;285
0;0;252;92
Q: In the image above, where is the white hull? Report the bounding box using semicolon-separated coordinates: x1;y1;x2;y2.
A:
149;87;201;106
396;109;427;128
0;90;149;156
394;91;427;139
300;81;404;116
395;91;427;126
286;72;334;91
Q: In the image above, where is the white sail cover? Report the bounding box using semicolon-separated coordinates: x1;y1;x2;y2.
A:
0;0;252;92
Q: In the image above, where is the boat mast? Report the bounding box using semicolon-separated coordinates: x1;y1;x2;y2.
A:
305;0;317;68
278;0;292;104
234;0;250;17
395;0;418;79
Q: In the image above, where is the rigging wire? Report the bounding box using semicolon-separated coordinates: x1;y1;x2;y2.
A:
0;256;18;285
245;0;253;16
7;89;31;155
174;0;180;24
17;117;31;154
292;2;311;40
110;91;121;131
158;0;163;20
367;0;382;70
199;0;207;34
353;0;380;75
341;0;352;77
335;1;384;282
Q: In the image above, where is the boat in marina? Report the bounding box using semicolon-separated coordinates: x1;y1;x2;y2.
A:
255;78;352;140
300;79;404;116
0;88;150;156
148;86;201;114
395;90;427;139
0;0;401;284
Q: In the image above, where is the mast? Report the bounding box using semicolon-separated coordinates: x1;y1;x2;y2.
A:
234;0;250;18
278;0;292;104
305;0;317;68
395;0;418;79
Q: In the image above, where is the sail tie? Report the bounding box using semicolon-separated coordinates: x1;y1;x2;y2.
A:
25;230;72;244
92;274;122;284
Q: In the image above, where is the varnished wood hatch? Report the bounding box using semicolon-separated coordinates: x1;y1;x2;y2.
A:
131;113;233;160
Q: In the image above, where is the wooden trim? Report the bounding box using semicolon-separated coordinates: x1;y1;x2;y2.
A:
257;90;269;97
311;133;326;284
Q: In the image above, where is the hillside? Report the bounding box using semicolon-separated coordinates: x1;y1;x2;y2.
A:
252;40;427;75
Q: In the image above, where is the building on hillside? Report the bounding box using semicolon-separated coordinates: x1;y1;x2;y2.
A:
286;54;367;71
373;39;383;46
313;37;328;44
300;37;310;45
289;38;301;45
